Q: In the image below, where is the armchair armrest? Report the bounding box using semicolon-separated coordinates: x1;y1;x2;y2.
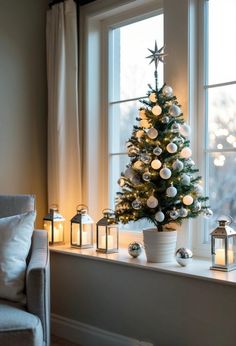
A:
26;230;50;346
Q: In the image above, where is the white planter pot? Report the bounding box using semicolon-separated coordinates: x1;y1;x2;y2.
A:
143;228;177;263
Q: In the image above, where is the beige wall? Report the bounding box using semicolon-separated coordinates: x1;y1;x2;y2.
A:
0;0;48;227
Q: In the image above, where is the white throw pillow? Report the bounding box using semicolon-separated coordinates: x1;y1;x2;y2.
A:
0;211;36;303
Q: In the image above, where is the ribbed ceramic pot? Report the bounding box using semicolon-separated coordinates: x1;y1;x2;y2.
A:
143;228;177;263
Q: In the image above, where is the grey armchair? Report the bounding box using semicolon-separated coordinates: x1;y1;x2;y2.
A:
0;194;50;346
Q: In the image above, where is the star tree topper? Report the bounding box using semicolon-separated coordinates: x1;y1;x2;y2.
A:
146;41;167;90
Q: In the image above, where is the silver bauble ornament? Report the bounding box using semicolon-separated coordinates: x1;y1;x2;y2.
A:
124;168;134;179
169;104;181;117
178;207;188;217
128;242;142;258
170;209;179;220
147;196;158;208
162;85;173;98
147;128;158;139
166;142;178;154
155;211;165;222
160;167;172;179
132;199;142;210
172;159;184;171
161;116;170;124
171;122;180;133
166;186;177;197
181;174;191;186
175;248;193;266
142;171;151;182
140;153;152;164
153;146;162;156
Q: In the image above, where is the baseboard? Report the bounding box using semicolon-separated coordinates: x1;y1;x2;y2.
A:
51;313;153;346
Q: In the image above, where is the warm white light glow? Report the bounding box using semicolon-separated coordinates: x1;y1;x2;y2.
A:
215;249;234;265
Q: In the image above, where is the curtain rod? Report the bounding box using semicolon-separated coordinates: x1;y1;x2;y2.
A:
49;0;95;8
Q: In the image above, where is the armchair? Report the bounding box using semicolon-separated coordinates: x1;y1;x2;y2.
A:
0;194;50;346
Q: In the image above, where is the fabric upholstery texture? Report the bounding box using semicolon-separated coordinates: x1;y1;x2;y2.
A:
0;211;36;303
0;299;43;346
0;195;50;346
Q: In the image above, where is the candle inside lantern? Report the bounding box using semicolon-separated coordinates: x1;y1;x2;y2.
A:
77;230;88;245
54;222;63;242
101;234;114;249
215;249;234;265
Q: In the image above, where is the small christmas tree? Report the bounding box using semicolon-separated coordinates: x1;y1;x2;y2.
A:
115;42;211;232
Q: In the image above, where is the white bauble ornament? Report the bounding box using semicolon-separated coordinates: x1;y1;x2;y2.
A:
180;123;191;137
166;186;177;197
153;146;162;156
140;119;151;128
132;199;142;210
166;142;178;154
178;207;188;217
139;109;147;119
194;184;203;195
133;160;144;171
149;93;157;102
160;167;172;179
171;122;180;133
169;104;181;117
147;196;158;208
170;209;179;220
162;85;173;98
172;159;184;171
124;168;134;179
181;174;191;186
136;130;144;138
140;153;152;164
118;178;125;187
155;211;165;222
147;128;158;139
183;195;193;206
152;105;162;116
151;159;162;170
180;147;192;159
142;171;151;182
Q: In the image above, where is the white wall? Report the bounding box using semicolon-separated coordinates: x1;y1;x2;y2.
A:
0;0;48;226
51;252;236;346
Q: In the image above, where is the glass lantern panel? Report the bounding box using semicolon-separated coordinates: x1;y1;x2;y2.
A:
98;226;107;249
108;225;118;249
81;223;93;245
44;220;52;243
227;237;235;265
71;223;80;245
53;220;64;243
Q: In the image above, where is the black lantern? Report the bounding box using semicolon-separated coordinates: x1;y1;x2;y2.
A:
70;204;94;248
96;209;119;253
211;218;236;271
43;206;65;245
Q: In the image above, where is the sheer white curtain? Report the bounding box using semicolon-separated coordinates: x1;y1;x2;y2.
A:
46;0;82;242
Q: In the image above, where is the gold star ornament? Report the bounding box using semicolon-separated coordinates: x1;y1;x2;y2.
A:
146;41;167;69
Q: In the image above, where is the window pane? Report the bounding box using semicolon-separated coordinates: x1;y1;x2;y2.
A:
109;154;129;209
110;14;164;101
207;84;236;150
109;100;143;153
208;152;236;225
208;0;236;84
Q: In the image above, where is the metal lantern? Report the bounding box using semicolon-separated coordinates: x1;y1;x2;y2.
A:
71;204;94;248
43;206;65;245
210;218;236;271
96;209;119;253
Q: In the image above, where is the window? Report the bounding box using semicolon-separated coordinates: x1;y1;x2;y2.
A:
203;0;236;242
108;13;164;230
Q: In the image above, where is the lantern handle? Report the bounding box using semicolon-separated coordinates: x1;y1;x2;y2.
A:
218;215;233;225
76;204;88;213
49;204;58;211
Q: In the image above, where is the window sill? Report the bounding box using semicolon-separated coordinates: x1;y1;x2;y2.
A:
50;244;236;288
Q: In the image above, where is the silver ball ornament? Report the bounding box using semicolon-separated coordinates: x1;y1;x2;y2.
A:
169;104;181;117
180;123;191;137
175;248;193;266
166;186;177;197
142;171;151;182
147;196;158;208
170;209;179;220
132;199;142;210
153;146;162;156
172;159;184;171
140;153;152;164
128;242;142;258
160;167;172;179
155;211;165;222
178;207;188;217
162;85;173;98
166;142;178;154
147;128;158;139
161;116;170;124
171;122;180;133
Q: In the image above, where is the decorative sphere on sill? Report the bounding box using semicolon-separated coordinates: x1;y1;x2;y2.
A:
128;242;142;258
175;248;193;266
